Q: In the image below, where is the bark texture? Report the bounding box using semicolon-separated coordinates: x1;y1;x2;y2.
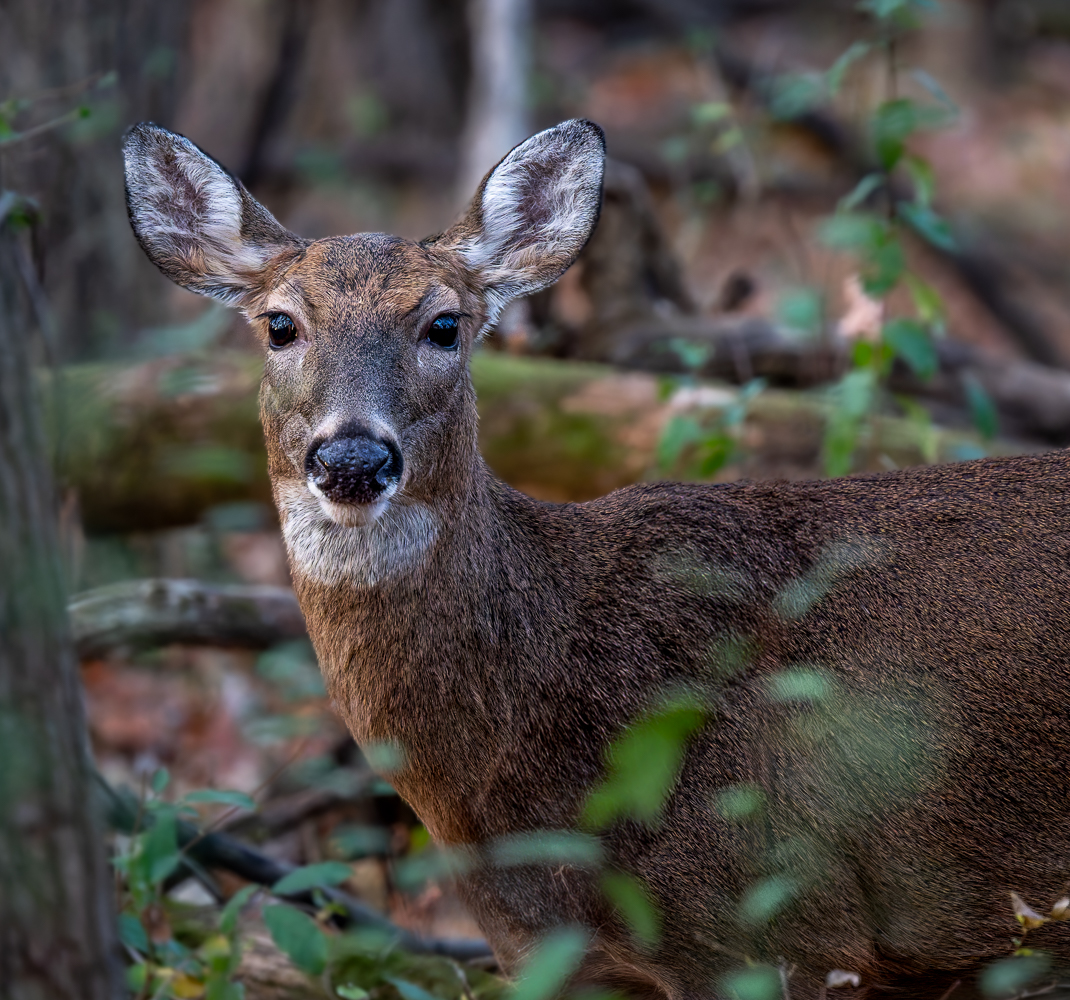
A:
0;224;121;995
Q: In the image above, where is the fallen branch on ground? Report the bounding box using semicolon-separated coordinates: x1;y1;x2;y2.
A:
70;578;307;659
96;775;493;963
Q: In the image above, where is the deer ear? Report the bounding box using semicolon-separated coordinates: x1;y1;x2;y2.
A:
433;119;605;325
122;122;302;305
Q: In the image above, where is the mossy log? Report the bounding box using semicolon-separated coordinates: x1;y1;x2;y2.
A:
54;350;1014;534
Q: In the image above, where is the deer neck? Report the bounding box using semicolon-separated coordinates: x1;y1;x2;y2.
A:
277;440;572;841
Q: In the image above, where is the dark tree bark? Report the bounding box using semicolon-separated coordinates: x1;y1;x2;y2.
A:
0;215;121;995
0;0;193;360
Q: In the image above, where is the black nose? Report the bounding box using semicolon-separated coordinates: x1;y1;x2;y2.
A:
306;433;403;505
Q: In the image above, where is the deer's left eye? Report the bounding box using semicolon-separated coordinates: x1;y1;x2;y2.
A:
426;314;460;350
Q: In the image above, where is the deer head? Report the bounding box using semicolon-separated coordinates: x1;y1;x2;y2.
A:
123;120;605;586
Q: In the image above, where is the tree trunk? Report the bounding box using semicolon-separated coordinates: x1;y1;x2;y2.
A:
0;217;121;995
457;0;532;201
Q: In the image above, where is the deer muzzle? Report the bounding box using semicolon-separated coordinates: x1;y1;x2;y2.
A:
305;431;403;506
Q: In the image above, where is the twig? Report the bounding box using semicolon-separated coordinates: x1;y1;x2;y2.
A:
936;979;961;1000
0;107;85;148
176;737;311;862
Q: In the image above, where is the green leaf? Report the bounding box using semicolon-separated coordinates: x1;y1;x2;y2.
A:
739;875;799;925
769;73;827;120
667;338;710;371
151;768;170;794
126;963;149;993
826;42;871;94
206;977;245;1000
262;904;328;976
776;287;823;337
697;435;733;478
980;955;1051;998
220;885;258;936
962;373;998;440
817;212;886;252
857;0;936;20
714;785;766;822
905;274;945;326
764;667;835;703
838;173;884;213
823;369;876;477
719;966;782;1000
823;214;905;297
510;927;590;1000
386;980;439;1000
883;318;938;379
658;415;703;470
691;101;731;126
871;99;946;170
903;154;935;208
119;912;149;954
911;69;958;113
336;988;370;1000
601;872;660;948
142;811;181;884
582;698;705;829
898;201;956;252
272;861;353;896
491;830;604;869
185;789;257;811
862;237;906;296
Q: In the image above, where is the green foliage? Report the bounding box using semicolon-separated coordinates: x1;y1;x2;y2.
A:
714;785;766;823
963;373;999;440
980;954;1051;998
882;318;938;379
782;1;992;474
600;872;660;948
263;903;329;976
719;966;782;1000
113;771;259;999
509;927;590;1000
657;379;765;481
738;875;800;926
490;830;603;869
272;861;354;896
582;697;705;829
183;789;256;812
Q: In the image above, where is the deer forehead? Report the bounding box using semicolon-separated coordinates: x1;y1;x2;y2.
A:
259;235;465;329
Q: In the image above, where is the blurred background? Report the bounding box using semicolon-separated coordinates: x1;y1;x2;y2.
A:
4;0;1070;994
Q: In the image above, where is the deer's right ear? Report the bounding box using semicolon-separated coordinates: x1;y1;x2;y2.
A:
122;123;302;305
432;119;606;326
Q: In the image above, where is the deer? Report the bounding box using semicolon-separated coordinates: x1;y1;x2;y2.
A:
122;119;1070;1000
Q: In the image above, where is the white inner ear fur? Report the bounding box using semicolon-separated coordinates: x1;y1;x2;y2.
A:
457;122;603;327
125;131;278;302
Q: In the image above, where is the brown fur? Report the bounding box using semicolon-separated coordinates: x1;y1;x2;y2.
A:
123;121;1070;999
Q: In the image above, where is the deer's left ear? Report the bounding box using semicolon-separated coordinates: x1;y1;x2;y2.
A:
430;119;605;326
123;122;304;306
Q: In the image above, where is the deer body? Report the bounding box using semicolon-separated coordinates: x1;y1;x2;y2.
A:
124;120;1070;998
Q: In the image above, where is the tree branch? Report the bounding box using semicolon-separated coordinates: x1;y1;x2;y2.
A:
70;578;307;659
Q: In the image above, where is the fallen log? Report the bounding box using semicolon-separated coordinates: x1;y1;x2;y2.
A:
70;578;307;659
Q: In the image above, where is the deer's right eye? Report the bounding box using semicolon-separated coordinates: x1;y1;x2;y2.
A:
267;313;298;350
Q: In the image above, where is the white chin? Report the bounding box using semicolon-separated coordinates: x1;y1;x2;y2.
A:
308;482;394;527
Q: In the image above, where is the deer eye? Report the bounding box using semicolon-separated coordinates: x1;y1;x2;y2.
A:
426;314;460;350
267;313;298;350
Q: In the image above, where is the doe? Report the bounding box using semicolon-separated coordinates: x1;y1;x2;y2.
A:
124;119;1070;999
